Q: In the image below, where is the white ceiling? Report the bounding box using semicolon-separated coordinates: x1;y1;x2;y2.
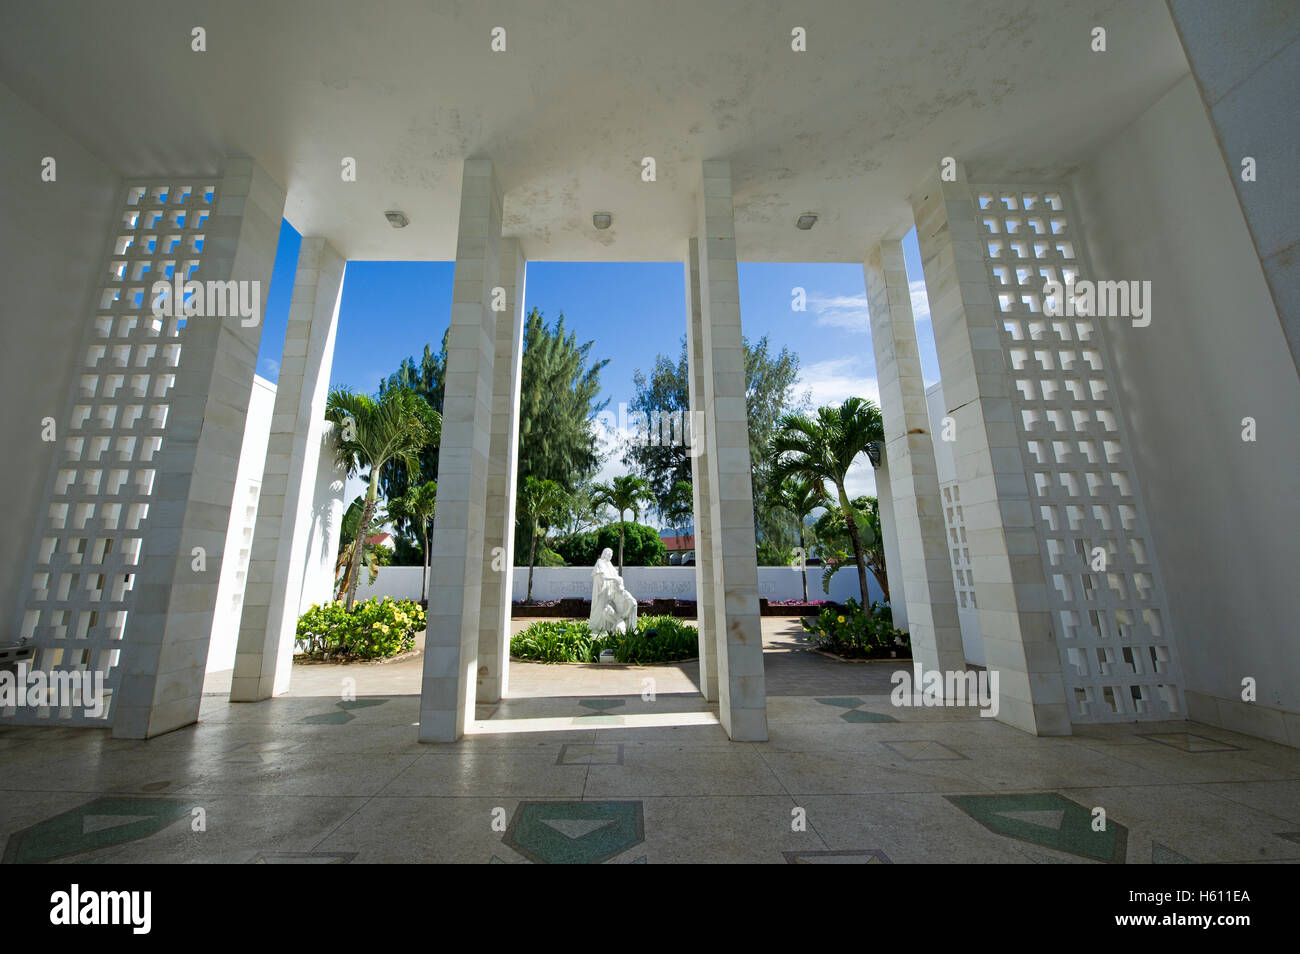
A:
0;0;1189;262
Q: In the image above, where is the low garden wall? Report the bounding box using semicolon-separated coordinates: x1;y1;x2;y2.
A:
356;564;884;608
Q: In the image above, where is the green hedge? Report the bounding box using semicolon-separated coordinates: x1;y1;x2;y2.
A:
548;523;667;567
296;597;425;660
510;615;698;664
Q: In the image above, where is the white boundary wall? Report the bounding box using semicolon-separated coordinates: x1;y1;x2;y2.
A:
357;564;884;607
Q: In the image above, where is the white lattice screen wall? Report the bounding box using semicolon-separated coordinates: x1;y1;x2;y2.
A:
6;180;219;725
939;481;977;612
971;183;1184;724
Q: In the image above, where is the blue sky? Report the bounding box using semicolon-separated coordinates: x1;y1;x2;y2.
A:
256;220;941;508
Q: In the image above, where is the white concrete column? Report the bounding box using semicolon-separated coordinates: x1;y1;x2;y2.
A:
910;169;1069;735
230;238;345;702
871;446;908;634
695;160;767;741
113;158;286;739
864;240;965;676
419;159;502;742
683;237;719;702
476;237;526;704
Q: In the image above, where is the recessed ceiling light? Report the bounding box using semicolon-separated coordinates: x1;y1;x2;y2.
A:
593;212;613;230
385;210;409;228
795;212;819;231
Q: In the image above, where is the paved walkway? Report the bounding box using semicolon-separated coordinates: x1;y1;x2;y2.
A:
3;618;1299;863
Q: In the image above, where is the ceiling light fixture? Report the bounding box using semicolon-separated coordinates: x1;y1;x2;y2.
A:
593;212;612;230
385;210;409;228
795;212;819;231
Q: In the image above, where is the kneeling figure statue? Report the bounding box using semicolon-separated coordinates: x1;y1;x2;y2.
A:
589;548;638;635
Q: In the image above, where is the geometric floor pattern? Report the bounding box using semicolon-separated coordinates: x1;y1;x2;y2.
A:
946;793;1129;863
2;620;1299;864
503;801;644;864
2;797;193;864
815;697;899;723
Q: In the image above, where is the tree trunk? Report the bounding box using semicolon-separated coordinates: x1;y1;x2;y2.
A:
618;513;626;574
527;524;537;602
345;471;380;612
798;527;808;604
420;526;429;604
838;484;871;607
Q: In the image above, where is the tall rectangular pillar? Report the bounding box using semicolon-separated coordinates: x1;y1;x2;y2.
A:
230;237;345;702
113;159;287;738
871;448;908;634
864;240;965;676
910;168;1069;735
476;237;526;704
419;159;502;741
695;160;767;741
683;237;719;702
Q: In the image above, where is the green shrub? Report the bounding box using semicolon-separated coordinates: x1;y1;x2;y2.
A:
510;614;699;664
296;597;425;660
548;523;667;567
508;619;597;663
800;598;909;659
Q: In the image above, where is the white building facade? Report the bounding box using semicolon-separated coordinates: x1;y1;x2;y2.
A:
1;1;1296;747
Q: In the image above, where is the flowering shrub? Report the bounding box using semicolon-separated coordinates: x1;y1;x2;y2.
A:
800;598;909;659
296;598;425;660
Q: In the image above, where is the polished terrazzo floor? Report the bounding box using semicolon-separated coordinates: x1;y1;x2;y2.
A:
3;620;1300;864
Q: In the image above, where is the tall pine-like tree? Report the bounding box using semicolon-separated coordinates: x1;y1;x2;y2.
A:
623;335;806;544
516;308;609;492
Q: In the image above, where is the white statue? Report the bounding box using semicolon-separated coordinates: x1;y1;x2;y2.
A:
589;547;638;635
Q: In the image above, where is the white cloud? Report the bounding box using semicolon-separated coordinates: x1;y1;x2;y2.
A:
796;356;880;409
807;291;870;334
910;279;931;323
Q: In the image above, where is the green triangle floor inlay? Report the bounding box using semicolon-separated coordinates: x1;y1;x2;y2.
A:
840;709;898;723
946;793;1128;864
3;796;192;864
1152;842;1194;863
504;801;644;864
816;697;864;709
578;698;625;712
338;698;389;710
302;710;354;724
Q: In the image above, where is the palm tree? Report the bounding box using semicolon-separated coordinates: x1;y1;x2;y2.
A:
518;476;568;602
765;476;827;603
770;396;884;605
326;386;438;611
389;480;437;605
334;495;388;604
591;474;655;574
